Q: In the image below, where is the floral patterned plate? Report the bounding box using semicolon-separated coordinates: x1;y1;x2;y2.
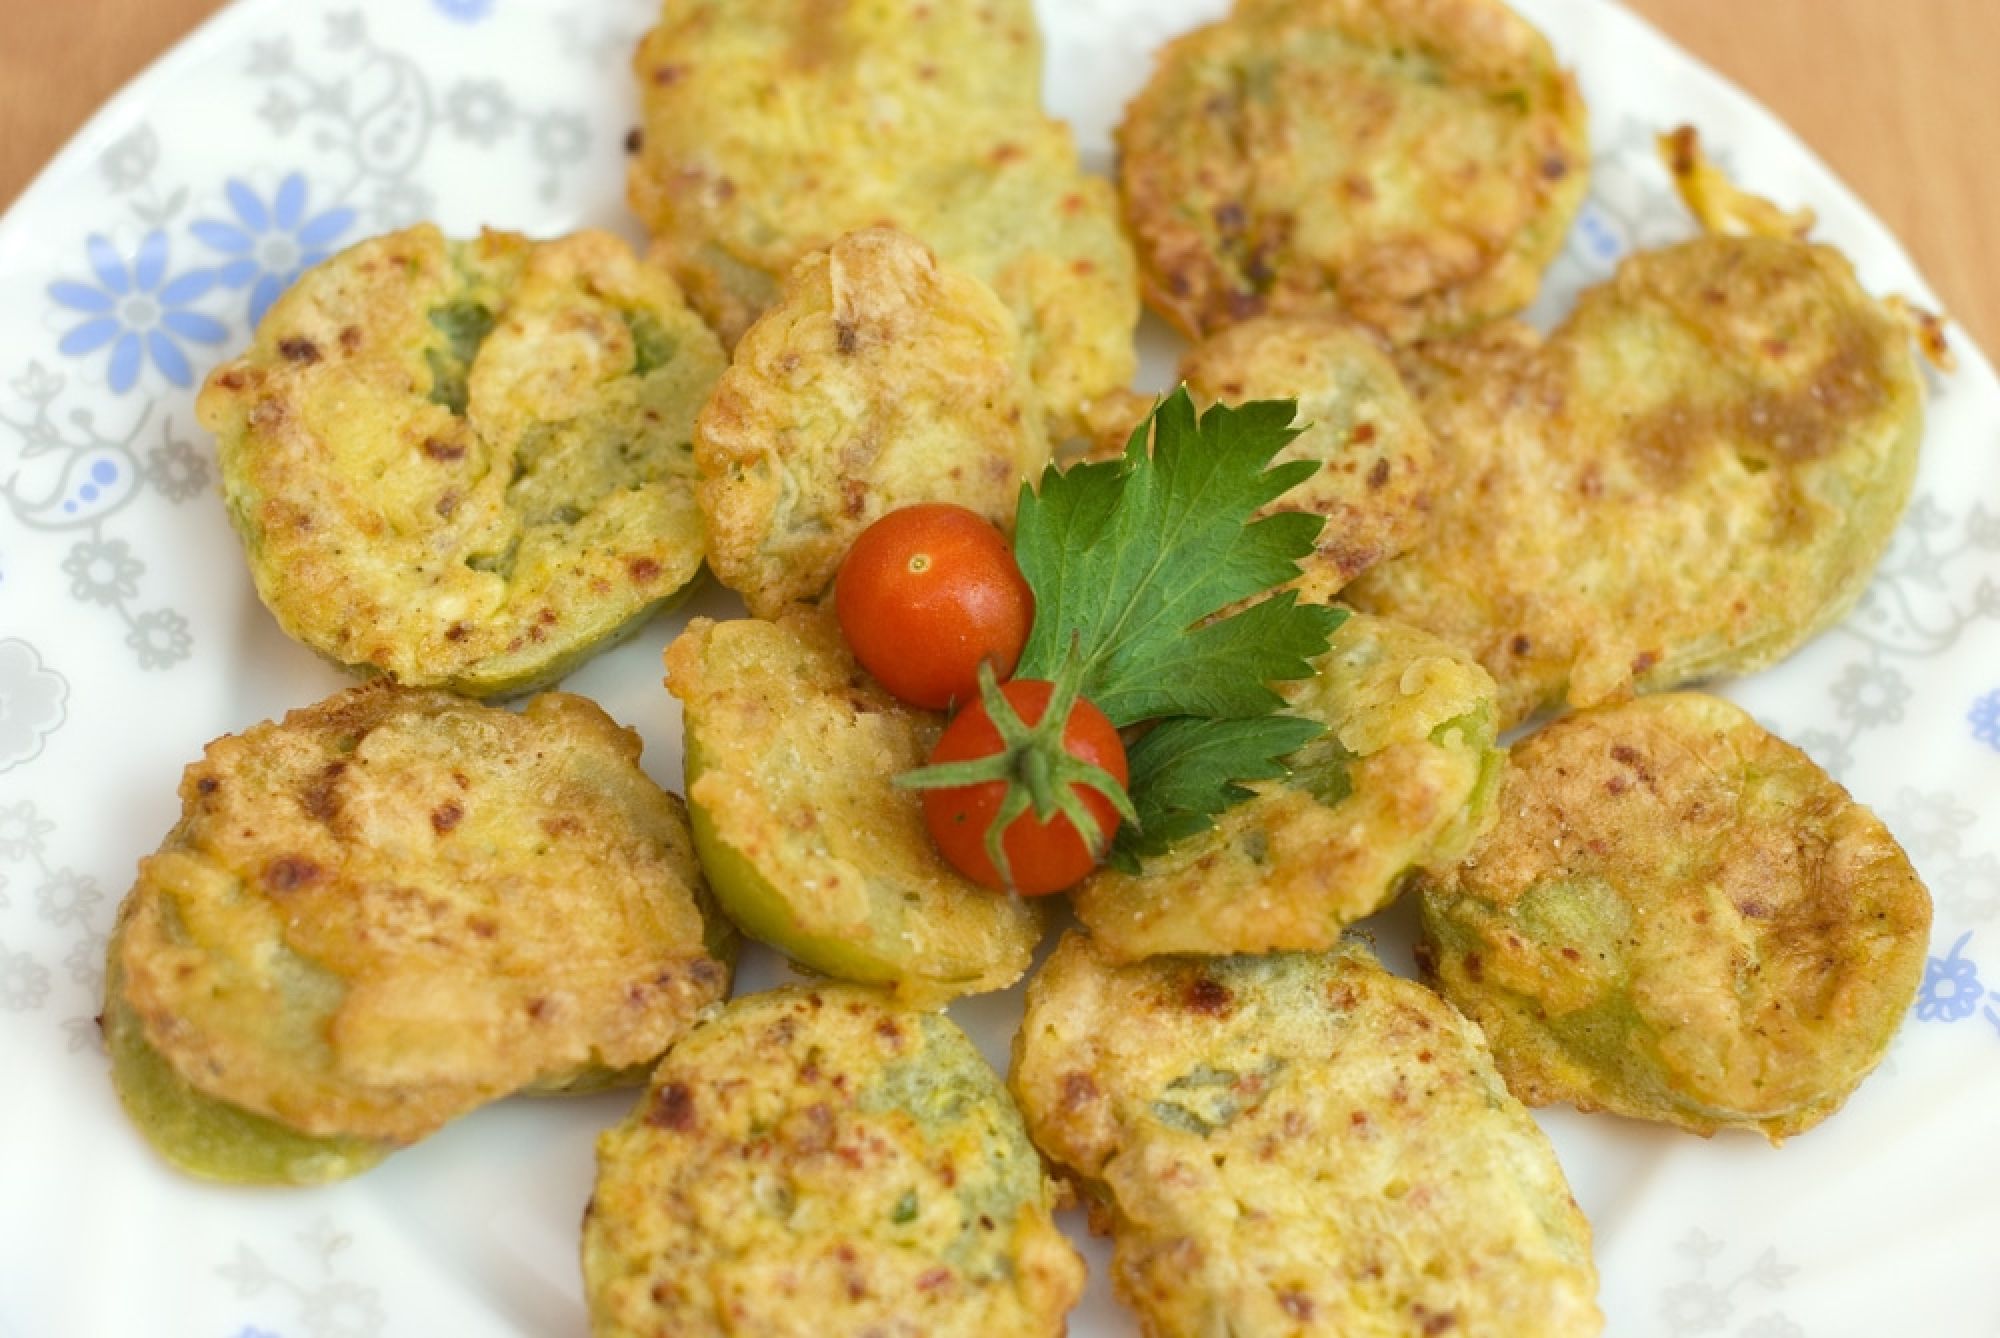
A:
2;1;1996;1334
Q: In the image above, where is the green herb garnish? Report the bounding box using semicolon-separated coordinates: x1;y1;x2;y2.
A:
1112;713;1327;867
1014;388;1341;722
1013;387;1345;859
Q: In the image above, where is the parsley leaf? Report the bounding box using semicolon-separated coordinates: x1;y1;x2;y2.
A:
1013;387;1344;726
1109;713;1333;869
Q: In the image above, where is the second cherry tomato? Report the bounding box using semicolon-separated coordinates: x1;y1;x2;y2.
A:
921;679;1128;896
835;503;1035;710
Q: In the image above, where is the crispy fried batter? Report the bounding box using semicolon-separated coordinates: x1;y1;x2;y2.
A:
197;225;723;697
1661;125;1955;372
1074;612;1501;960
584;986;1083;1337
1094;316;1443;600
1012;934;1603;1336
1346;231;1928;726
110;684;730;1174
1415;692;1931;1141
102;944;393;1185
1183;317;1440;599
694;228;1050;619
1659;125;1815;241
666;608;1043;1005
629;0;1137;435
1117;0;1588;342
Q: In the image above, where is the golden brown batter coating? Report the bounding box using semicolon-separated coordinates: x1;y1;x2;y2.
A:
1347;231;1928;727
1093;315;1443;601
101;943;393;1185
1415;692;1931;1141
1117;0;1588;342
629;0;1137;435
666;609;1043;1005
584;986;1083;1338
109;683;730;1178
694;228;1050;619
1073;612;1501;960
198;225;723;697
1012;934;1603;1336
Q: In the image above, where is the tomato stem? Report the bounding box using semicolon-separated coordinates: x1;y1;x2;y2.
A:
1023;746;1057;815
896;650;1137;893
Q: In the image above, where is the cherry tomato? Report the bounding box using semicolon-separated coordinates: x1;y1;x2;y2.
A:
835;504;1034;710
920;680;1128;896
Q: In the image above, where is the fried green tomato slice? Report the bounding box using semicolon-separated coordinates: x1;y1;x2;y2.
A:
1414;692;1931;1142
196;225;724;697
107;683;732;1181
1012;934;1603;1336
584;986;1084;1337
694;228;1051;619
102;942;392;1185
665;609;1043;1005
1074;612;1502;961
1118;0;1588;343
1347;234;1929;727
1131;315;1442;601
629;0;1137;435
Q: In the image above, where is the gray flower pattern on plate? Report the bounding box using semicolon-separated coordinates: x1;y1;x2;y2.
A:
33;867;102;931
126;609;193;671
98;124;160;194
1829;660;1912;729
1660;1230;1798;1336
0;641;69;773
0;802;55;861
142;429;210;502
245;13;434;206
217;1219;385;1338
0;939;52;1011
1887;788;2000;922
443;79;514;146
96;124;189;229
0;799;112;1030
61;536;144;605
1;364;199;668
61;931;107;1004
439;79;594;203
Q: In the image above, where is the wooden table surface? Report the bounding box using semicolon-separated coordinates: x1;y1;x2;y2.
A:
2;0;1994;355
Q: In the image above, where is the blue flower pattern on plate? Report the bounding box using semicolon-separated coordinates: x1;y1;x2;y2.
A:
1971;688;2000;752
48;233;225;393
1918;933;1983;1023
432;0;494;22
1919;932;2000;1036
192;176;356;327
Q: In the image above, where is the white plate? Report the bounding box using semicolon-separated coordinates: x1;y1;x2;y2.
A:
2;1;1996;1333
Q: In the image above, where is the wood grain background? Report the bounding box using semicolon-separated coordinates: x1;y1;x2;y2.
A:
2;0;1993;354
